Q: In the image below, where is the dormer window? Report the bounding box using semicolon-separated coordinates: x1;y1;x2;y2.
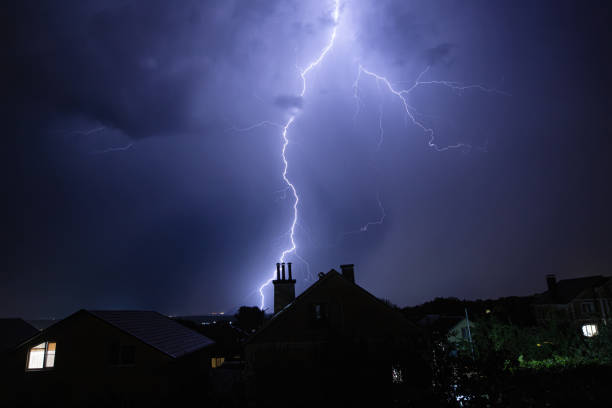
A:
26;341;56;370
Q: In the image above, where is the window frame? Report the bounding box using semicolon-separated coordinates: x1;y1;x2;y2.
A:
582;324;598;337
25;341;57;371
581;302;595;314
211;357;225;368
108;342;137;367
310;302;329;328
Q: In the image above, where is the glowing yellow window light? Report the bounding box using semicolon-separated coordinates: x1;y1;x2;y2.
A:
27;342;56;370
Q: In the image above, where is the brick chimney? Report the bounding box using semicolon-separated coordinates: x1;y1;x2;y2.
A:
273;262;296;314
340;264;355;284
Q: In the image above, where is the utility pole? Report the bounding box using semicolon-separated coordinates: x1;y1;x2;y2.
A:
465;308;475;360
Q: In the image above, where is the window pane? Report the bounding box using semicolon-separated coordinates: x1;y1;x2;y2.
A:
582;324;598;337
28;343;46;369
45;342;56;367
45;353;55;367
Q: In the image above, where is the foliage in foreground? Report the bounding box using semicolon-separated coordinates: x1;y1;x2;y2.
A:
470;317;612;371
430;318;612;406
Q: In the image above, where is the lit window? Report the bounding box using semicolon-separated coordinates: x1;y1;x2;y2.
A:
582;324;598;337
27;342;56;370
211;357;225;368
391;366;403;383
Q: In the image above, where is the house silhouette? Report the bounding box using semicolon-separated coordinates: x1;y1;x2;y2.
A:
244;264;428;406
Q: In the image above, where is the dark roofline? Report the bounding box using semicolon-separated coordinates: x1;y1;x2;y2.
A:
245;271;331;343
246;269;418;344
0;318;40;353
534;275;611;305
12;309;83;353
87;310;214;358
13;309;213;359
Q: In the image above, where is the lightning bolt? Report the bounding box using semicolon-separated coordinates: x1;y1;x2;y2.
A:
343;64;506;242
359;192;386;232
246;1;507;309
257;0;340;310
339;191;386;242
90;143;134;155
50;126;107;136
355;64;509;151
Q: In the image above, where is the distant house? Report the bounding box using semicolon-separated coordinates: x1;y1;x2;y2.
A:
4;310;214;407
418;314;475;347
0;318;39;354
533;274;612;337
244;263;427;406
447;317;476;345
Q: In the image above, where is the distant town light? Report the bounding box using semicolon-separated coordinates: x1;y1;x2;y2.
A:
582;324;598;337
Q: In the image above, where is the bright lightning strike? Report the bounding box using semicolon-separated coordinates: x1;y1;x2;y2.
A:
355;65;508;151
258;0;340;310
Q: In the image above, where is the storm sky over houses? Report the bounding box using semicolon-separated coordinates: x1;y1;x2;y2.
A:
10;0;612;317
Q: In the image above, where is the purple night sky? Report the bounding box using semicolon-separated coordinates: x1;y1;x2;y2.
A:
10;0;612;318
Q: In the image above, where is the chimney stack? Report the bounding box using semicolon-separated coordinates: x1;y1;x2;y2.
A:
546;274;557;291
340;264;355;284
273;262;296;314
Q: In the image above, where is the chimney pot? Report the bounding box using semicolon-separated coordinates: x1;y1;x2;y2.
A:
276;263;281;280
273;263;296;314
340;264;355;284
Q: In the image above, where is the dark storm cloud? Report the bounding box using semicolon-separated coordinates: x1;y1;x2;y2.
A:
423;43;456;66
274;95;304;110
15;0;282;138
353;0;430;66
9;0;612;319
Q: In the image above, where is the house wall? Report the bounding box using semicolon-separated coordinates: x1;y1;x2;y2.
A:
447;319;476;345
244;274;428;406
533;280;612;327
3;311;209;407
570;280;612;323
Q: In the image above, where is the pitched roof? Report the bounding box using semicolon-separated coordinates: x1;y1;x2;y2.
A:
88;310;214;358
247;269;417;343
534;276;610;304
0;318;39;353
